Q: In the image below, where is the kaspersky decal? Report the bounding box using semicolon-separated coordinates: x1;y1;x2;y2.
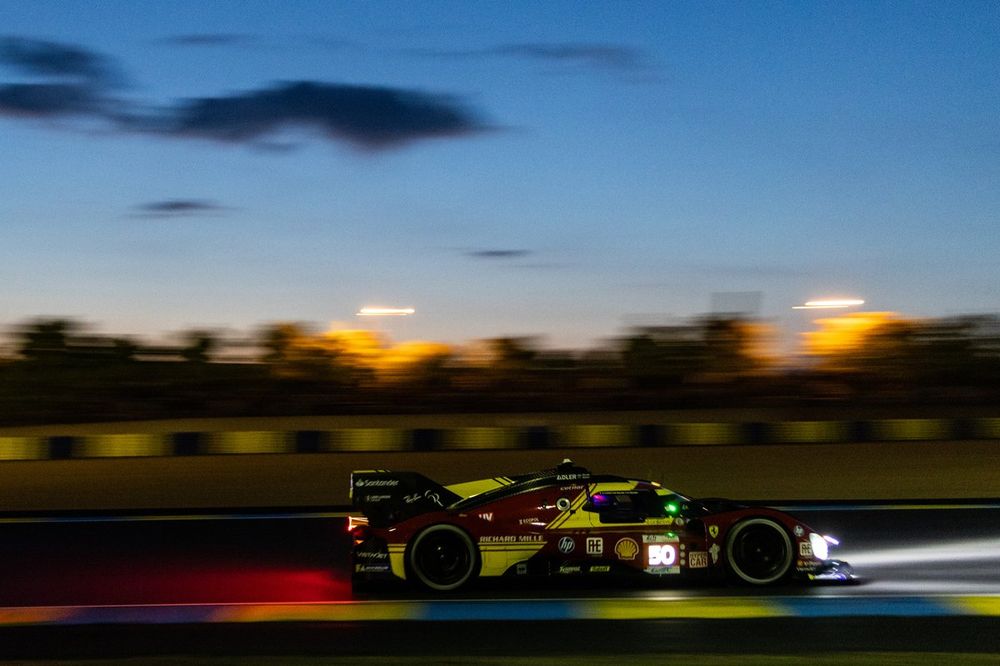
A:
614;538;639;560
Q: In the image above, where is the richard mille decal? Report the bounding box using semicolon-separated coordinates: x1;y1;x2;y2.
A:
480;536;546;543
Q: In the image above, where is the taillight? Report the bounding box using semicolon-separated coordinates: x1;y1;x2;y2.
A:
347;515;371;546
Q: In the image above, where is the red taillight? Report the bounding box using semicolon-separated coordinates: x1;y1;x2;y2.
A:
347;515;369;532
347;515;371;546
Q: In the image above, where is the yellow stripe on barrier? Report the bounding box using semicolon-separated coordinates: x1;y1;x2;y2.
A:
669;422;740;446
80;433;169;458
583;598;781;619
331;428;407;452
769;421;849;444
973;418;1000;440
559;425;632;448
870;419;950;441
0;436;46;461
445;427;519;450
950;596;1000;616
215;602;418;623
205;431;292;455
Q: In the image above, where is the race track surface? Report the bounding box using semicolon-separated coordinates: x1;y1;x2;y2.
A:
0;503;998;659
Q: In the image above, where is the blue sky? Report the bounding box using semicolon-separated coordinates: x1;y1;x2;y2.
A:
2;1;998;348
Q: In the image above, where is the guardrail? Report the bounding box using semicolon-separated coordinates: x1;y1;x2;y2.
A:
1;416;998;461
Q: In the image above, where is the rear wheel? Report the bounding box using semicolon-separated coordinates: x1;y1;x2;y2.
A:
725;518;793;585
408;524;478;591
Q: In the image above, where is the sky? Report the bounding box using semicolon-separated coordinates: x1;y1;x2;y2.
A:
2;1;999;349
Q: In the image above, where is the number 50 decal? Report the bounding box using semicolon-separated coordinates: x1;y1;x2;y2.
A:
648;544;677;566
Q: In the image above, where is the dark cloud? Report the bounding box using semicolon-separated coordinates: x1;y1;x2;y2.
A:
466;249;532;259
0;83;101;117
157;34;260;47
413;42;654;74
492;43;649;71
132;200;230;218
142;81;485;149
0;36;119;84
0;37;488;151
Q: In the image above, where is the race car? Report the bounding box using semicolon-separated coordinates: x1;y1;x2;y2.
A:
348;459;854;591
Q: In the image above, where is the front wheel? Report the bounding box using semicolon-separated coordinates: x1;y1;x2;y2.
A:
725;518;793;585
408;524;478;591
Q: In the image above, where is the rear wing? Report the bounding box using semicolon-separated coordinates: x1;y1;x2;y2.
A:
350;470;462;528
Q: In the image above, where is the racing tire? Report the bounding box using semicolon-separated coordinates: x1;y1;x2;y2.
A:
408;524;479;592
725;517;794;585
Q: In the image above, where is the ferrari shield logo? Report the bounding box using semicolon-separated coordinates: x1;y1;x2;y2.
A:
708;525;719;539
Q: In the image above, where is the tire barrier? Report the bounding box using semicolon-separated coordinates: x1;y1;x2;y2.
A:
0;416;998;461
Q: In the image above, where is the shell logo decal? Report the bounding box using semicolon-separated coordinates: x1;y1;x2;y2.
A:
614;538;639;561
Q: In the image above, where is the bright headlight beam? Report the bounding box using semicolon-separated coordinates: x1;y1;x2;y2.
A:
845;538;1000;567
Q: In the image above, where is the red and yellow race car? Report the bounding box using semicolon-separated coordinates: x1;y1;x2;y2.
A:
348;459;853;591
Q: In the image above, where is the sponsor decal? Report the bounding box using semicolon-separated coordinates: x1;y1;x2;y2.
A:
689;551;708;568
709;543;720;564
708;525;719;539
586;537;603;556
614;538;639;561
560;485;584;491
643;534;679;543
479;513;493;522
355;479;399;488
558;536;575;554
589;564;611;573
516;563;528;575
794;525;805;537
366;494;391;503
556;497;571;511
519;517;540;525
354;564;390;573
558;565;582;574
480;535;546;543
355;551;388;560
402;489;443;506
647;544;677;567
556;473;590;481
799;541;813;558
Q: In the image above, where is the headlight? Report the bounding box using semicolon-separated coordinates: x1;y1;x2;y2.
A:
809;532;829;560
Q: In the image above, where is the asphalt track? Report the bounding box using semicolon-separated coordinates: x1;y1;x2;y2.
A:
0;503;998;659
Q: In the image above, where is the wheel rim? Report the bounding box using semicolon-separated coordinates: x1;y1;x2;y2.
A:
728;519;792;584
411;527;474;590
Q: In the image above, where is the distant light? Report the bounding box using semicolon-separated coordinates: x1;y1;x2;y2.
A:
357;307;415;316
793;299;865;310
